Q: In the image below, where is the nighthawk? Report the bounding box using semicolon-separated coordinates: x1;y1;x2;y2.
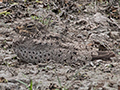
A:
12;20;115;67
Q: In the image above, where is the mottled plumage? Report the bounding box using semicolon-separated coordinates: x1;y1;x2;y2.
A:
13;21;115;67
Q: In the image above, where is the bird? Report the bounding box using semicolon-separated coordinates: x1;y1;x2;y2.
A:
12;20;115;67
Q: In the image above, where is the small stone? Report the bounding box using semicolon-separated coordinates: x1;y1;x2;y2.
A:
109;31;120;39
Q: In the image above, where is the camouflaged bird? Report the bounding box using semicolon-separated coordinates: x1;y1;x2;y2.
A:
13;20;115;67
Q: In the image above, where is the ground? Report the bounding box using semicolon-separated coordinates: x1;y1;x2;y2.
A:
0;0;120;90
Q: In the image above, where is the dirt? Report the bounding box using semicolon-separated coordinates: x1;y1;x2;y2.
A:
0;0;120;90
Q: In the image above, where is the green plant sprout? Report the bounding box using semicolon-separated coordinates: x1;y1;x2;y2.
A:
17;79;33;90
0;11;11;16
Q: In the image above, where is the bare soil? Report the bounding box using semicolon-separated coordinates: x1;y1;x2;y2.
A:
0;0;120;90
